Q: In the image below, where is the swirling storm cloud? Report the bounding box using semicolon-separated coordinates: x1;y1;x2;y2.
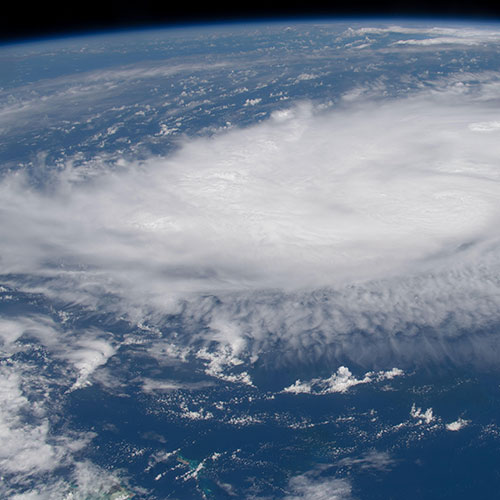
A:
2;77;500;368
5;22;500;500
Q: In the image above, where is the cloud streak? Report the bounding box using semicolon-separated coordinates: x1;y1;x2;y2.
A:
346;25;500;47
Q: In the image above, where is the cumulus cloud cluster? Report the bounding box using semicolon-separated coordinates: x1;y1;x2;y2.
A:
410;403;435;425
3;75;500;368
283;366;403;394
446;417;470;431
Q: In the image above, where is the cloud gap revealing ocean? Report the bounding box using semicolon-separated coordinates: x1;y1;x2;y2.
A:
2;20;500;499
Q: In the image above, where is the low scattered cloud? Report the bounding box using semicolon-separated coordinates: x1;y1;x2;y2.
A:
283;367;404;395
244;98;262;106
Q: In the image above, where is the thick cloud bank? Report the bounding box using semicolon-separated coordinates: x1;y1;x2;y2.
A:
3;81;500;368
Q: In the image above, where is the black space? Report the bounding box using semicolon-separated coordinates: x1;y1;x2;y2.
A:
2;0;500;43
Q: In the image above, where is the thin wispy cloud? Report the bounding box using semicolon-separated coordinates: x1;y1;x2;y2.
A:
284;473;353;500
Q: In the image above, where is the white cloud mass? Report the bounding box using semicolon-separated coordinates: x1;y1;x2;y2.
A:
284;473;353;500
283;366;404;394
3;78;500;367
446;417;470;431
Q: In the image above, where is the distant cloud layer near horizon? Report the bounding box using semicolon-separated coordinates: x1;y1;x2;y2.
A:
3;69;500;368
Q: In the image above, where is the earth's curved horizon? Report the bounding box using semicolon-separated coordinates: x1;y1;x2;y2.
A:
2;19;500;499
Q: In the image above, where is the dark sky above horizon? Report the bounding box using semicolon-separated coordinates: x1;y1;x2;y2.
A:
0;0;500;41
3;0;500;43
